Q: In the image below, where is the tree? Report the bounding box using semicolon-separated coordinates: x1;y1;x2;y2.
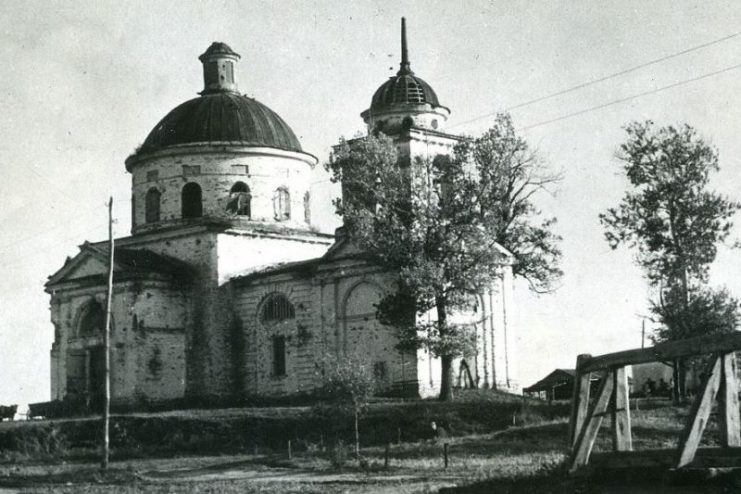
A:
320;354;377;459
651;285;741;343
326;114;562;401
600;121;740;400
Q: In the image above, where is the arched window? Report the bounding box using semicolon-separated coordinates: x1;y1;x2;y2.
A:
78;300;105;338
227;181;251;217
182;182;203;218
260;293;295;323
145;187;161;223
303;191;311;224
274;187;290;221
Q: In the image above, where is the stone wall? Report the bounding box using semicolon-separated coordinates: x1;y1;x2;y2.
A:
48;280;187;404
129;147;315;234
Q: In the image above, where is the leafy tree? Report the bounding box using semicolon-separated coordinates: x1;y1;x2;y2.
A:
326;114;562;401
601;121;739;290
600;121;740;400
651;285;741;343
320;355;376;459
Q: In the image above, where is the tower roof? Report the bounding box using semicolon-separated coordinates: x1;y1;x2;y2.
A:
367;18;443;113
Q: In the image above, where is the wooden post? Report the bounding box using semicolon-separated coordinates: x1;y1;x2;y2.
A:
676;355;722;468
570;371;614;472
384;443;390;469
569;354;592;446
287;439;292;460
101;197;114;470
719;353;741;447
611;366;632;451
443;442;449;468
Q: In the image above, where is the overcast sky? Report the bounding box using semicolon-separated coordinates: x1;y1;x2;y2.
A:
2;0;741;405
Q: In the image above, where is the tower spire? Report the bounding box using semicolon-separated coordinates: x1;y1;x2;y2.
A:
399;17;413;75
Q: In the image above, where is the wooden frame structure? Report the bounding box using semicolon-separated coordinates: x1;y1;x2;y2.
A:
568;332;741;473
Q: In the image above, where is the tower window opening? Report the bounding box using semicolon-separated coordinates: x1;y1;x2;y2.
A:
227;181;251;217
182;182;203;218
274;187;290;221
145;187;161;223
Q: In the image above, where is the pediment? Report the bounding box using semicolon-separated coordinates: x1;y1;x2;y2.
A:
321;238;364;261
46;242;192;288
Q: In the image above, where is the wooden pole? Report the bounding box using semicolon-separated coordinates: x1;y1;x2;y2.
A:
611;366;632;451
719;353;741;447
102;197;114;469
287;439;292;459
443;442;449;468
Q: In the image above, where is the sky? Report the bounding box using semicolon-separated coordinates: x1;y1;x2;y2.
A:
2;0;741;405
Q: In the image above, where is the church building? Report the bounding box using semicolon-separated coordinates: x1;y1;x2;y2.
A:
45;19;518;407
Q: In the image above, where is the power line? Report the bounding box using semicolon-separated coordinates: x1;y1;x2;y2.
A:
449;30;741;130
518;61;741;132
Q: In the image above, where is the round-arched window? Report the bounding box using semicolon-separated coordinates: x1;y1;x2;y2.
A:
145;187;161;223
260;293;295;323
227;181;251;217
78;300;105;338
182;182;203;218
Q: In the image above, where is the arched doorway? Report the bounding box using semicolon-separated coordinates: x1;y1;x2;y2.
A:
66;300;107;412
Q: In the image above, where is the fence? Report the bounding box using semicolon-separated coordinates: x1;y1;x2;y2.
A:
568;332;741;473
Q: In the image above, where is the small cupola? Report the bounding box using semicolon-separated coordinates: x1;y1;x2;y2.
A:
199;42;241;94
361;18;450;134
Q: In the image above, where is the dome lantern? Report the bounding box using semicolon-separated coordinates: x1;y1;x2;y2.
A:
199;42;241;95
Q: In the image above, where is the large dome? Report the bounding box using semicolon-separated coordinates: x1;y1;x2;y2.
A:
134;42;302;156
137;92;303;155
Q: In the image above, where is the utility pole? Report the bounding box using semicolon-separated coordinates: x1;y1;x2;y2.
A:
641;319;645;349
102;197;114;469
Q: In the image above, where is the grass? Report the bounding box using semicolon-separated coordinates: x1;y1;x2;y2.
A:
2;395;738;492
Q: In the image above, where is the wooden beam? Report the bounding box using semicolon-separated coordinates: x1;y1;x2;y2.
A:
611;366;632;451
579;333;741;373
570;371;614;472
591;447;741;469
569;354;592;447
719;352;741;448
676;355;722;468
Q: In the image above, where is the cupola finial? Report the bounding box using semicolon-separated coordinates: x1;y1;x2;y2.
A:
399;17;413;75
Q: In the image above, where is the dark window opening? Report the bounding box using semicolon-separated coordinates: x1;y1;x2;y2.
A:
79;301;105;338
145;187;161;223
182;182;203;218
261;294;295;323
205;61;219;86
272;336;286;376
374;361;388;381
227;181;251;217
